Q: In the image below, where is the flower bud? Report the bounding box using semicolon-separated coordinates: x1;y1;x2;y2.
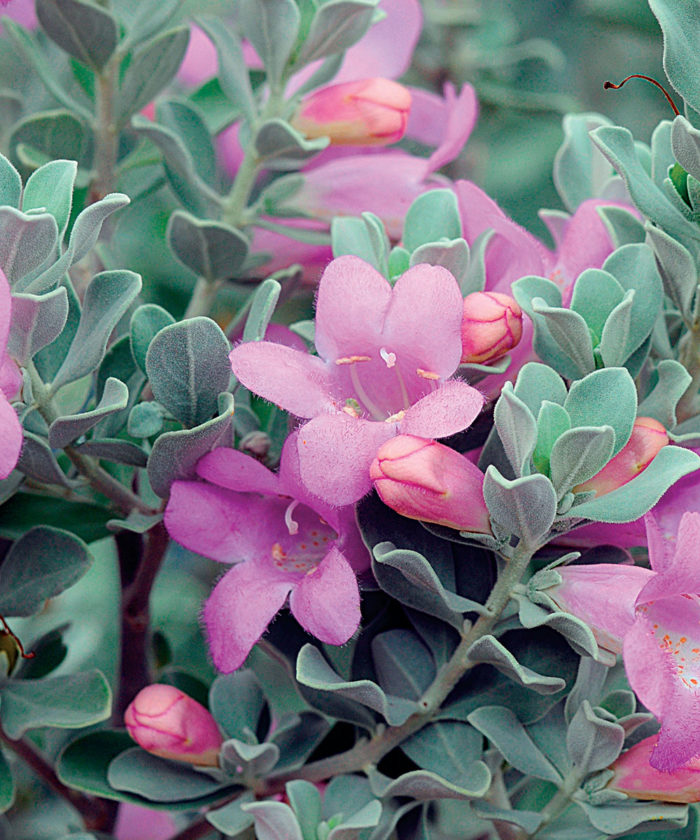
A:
573;417;668;496
124;684;223;766
608;735;700;802
370;435;492;533
291;78;411;147
460;292;523;364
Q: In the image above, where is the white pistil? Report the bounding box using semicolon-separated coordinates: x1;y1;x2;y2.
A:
284;499;300;535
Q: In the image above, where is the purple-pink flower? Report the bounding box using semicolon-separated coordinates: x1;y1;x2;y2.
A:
229;256;484;505
0;270;22;479
164;433;370;673
544;510;700;771
623;511;700;771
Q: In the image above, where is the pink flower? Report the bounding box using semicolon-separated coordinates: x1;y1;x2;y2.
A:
460;291;523;364
0;271;22;479
124;684;223;766
164;433;370;672
540;563;653;659
229;257;484;504
370;435;491;533
623;511;700;771
292;78;411;147
573;418;668;496
608;735;700;802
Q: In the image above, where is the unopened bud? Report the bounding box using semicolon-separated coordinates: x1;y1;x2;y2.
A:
608;735;700;802
291;78;411;147
370;435;492;533
124;684;223;766
460;292;523;364
573;417;668;496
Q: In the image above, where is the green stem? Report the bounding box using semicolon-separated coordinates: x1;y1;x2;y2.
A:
89;56;119;204
183;276;224;320
27;363;155;517
529;770;585;839
265;541;536;788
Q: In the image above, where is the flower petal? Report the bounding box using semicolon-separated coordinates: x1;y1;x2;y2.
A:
425;84;479;174
230;341;335;418
314;256;392;363
0;392;21;479
0;270;10;354
639;511;700;601
334;0;422;82
297;414;393;504
455;180;552;290
400;379;483;439
289;546;361;644
196;447;279;495
204;562;293;673
383;263;464;377
165;481;274;563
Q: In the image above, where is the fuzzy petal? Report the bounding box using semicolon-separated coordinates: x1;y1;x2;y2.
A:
314;256;392;362
425;84;478;174
165;481;274;563
297;414;393;504
291;152;447;239
204;562;293;673
639;511;700;601
383;263;464;377
455;180;552;290
196;447;279;495
0;269;10;354
399;379;483;439
334;0;422;83
623;616;669;720
0;392;21;479
290;546;361;644
230;341;335;418
553;199;629;288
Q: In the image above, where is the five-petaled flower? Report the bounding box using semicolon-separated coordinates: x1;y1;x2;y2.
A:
230;256;484;505
164;433;370;673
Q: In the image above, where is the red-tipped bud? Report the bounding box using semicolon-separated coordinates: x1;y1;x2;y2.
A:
608;735;700;802
370;435;492;533
124;684;223;766
573;417;668;496
460;292;523;364
140;102;156;122
291;78;411;147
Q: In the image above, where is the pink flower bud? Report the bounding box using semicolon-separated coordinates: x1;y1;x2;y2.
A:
573;417;668;496
460;292;523;364
291;78;411;147
124;684;223;766
608;735;700;802
369;435;492;533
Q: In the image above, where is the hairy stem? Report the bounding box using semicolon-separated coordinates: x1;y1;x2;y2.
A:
89;57;119;204
183;277;224;320
0;725;110;830
265;541;536;788
116;521;170;717
529;770;584;839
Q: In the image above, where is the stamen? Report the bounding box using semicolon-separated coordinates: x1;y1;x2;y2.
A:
335;355;372;365
393;364;411;410
604;75;680;116
416;368;440;380
284;500;300;535
386;409;406;423
349;363;385;420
